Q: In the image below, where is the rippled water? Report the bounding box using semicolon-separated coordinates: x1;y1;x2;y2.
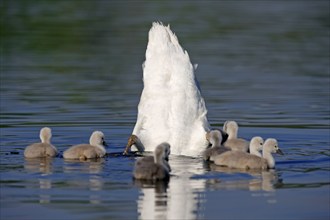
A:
1;1;329;219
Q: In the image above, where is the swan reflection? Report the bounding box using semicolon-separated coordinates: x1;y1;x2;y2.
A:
24;157;54;174
207;164;281;204
208;164;281;192
63;158;105;204
135;156;206;220
24;157;54;204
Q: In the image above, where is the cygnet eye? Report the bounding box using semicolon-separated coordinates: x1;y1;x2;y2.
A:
259;143;263;145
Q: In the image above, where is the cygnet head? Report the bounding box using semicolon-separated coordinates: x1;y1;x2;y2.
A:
156;142;171;161
223;121;239;139
39;127;52;144
89;131;107;147
263;138;284;155
154;142;171;163
206;130;223;147
250;136;264;152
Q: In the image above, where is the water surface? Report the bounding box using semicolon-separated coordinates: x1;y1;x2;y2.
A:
1;1;329;219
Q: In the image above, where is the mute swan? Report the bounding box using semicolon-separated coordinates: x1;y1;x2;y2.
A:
130;22;210;157
63;131;107;160
223;120;249;152
24;127;58;158
133;142;171;180
213;138;283;170
203;130;230;161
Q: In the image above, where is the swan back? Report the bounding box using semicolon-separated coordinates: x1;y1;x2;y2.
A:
213;151;268;170
132;22;210;156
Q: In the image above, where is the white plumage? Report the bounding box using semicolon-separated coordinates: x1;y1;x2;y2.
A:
132;22;210;156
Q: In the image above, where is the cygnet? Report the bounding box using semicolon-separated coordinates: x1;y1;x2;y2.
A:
63;131;107;160
214;138;283;170
133;142;171;180
24;127;58;158
203;129;230;161
223;120;249;152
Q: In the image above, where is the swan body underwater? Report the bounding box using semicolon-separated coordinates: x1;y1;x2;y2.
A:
129;22;210;157
223;120;249;152
24;127;58;158
63;131;108;160
213;138;283;170
133;142;171;180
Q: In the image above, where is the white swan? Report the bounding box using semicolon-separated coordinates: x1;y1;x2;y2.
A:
133;142;171;180
223;120;249;152
131;22;210;156
24;127;58;158
203;130;230;161
213;138;283;170
63;131;107;160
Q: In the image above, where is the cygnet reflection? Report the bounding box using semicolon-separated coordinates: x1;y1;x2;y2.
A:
135;155;206;220
208;164;281;192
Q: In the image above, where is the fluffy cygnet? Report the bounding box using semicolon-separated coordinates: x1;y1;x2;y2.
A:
223;120;249;152
249;136;264;157
214;138;283;170
123;134;145;155
24;127;58;158
203;130;230;161
133;142;171;180
63;131;107;160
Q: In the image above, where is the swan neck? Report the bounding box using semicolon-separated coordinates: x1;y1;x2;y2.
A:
250;149;262;157
95;144;106;153
263;151;275;168
134;139;145;152
211;140;220;148
41;136;51;144
228;132;237;139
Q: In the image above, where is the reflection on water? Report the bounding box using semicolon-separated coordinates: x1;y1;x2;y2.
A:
207;164;281;204
63;159;105;204
208;164;281;192
135;156;206;219
24;158;54;204
24;158;106;205
134;157;284;219
24;157;54;174
63;158;105;174
1;0;329;219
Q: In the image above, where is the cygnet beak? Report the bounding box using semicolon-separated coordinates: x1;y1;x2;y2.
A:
276;148;284;155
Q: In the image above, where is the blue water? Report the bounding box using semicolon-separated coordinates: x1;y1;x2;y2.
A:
1;1;329;219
